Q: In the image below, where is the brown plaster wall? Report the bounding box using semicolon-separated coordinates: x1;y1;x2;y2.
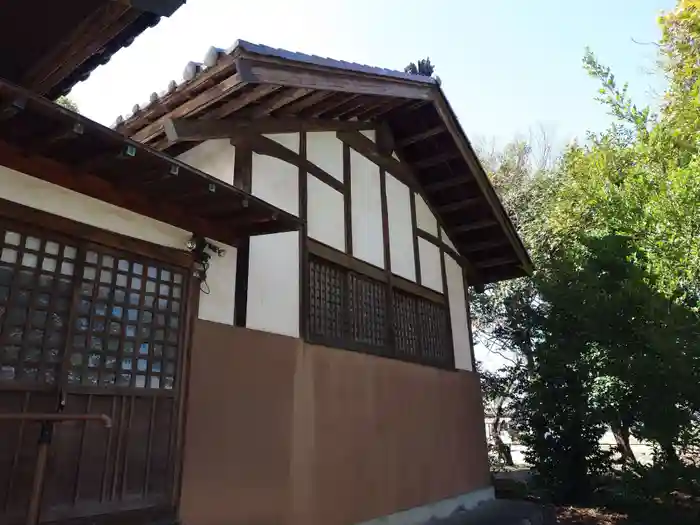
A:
179;320;490;525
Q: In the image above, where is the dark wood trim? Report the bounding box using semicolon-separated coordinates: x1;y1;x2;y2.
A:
277;90;335;116
298;132;309;340
431;91;533;274
463;268;477;372
463;238;510;253
164;116;375;143
409;190;421;286
0;197;193;268
424;176;474;193
173;267;201;506
236;56;434;100
413;150;461;170
307;238;385;284
451;218;498;233
343;143;353;255
233;146;253;327
336;130;420;193
439;229;456;369
249;87;313;117
230;133;343;193
377;128;395;348
415;227;472;274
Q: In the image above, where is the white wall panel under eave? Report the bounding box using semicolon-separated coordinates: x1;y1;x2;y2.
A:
198;245;237;325
0;164;237;325
361;130;376;142
445;254;473;371
386;174;416;281
307;176;345;252
246;231;300;338
350;150;384;268
418;238;442;292
252;154;299;217
306;132;343;182
415;194;438;236
176;139;235;184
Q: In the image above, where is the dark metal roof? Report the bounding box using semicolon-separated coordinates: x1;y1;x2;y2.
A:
0;0;185;100
115;42;532;285
0;76;300;247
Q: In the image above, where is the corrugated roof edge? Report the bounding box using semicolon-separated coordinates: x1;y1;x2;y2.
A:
231;39;438;85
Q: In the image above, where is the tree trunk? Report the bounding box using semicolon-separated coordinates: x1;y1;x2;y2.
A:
491;404;515;467
610;421;637;465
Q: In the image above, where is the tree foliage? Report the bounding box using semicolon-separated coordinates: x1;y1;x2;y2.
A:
474;0;700;503
56;96;79;113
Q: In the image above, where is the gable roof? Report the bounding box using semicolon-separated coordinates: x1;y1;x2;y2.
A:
0;0;185;99
115;41;532;285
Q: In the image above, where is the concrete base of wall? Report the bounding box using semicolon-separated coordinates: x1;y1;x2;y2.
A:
355;486;495;525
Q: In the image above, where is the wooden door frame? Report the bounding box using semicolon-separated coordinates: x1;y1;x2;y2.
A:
0;196;199;522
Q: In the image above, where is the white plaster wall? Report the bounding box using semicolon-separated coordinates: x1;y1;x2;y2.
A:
444;254;473;371
441;227;457;252
306;132;343;182
307;176;345;252
386;174;416;282
252;153;299;217
175;139;235;184
418;238;442;292
0;164;235;325
246;231;299;337
197;245;237;325
415;194;438;236
350;150;384;268
267;132;299;153
361;130;376;142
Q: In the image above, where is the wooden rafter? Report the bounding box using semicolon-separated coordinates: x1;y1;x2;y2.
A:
452;218;498;233
131;73;246;143
164;116;374;143
249;87;313;117
414;150;461;170
425;176;473;193
463;239;510;253
206;84;281;119
397;126;446;147
22;3;136;95
476;257;519;269
309;93;362;118
435;197;481;213
276;90;334;116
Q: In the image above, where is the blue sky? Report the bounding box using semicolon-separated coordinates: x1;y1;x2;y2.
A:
72;0;674;149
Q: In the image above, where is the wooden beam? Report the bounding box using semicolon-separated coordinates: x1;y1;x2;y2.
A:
397;126;446;147
435;196;482;213
131;73;246;143
413;150;461;170
23;3;136;95
231;133;343;193
336;130;419;192
164;116;374;143
205;83;280;119
452;218;499;233
309;93;362;118
237;58;434;100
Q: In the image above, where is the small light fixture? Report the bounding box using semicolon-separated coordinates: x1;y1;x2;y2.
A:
186;234;226;287
169;165;179;176
124;144;137;157
208;183;216;193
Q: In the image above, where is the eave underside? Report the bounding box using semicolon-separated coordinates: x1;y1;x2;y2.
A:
116;48;530;284
0;78;300;247
0;0;185;99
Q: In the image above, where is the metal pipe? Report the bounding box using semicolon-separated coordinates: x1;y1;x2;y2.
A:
0;413;112;427
0;413;112;525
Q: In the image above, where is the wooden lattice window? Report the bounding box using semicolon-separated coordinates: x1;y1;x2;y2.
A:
0;222;187;391
0;229;77;384
307;254;452;367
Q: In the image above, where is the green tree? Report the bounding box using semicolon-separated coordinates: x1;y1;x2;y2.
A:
404;57;442;85
56;96;79;113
